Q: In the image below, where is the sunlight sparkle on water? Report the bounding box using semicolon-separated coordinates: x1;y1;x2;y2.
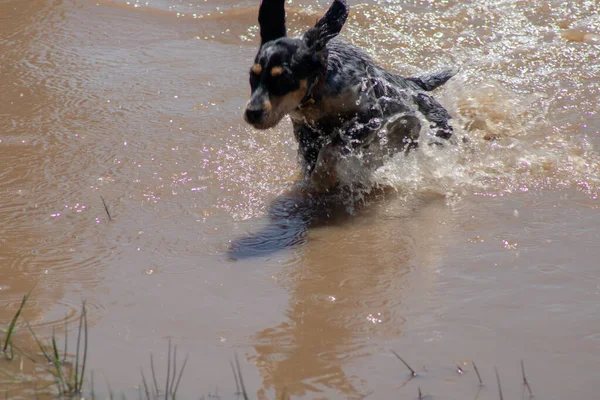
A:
367;312;383;324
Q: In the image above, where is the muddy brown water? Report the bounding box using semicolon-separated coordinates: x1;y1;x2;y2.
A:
1;0;599;398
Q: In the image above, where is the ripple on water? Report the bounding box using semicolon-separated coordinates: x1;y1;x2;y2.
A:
0;295;107;332
536;264;566;274
3;207;120;291
7;246;115;290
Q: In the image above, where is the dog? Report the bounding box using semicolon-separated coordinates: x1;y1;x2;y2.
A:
243;0;456;192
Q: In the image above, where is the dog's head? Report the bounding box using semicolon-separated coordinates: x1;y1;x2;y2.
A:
243;0;349;129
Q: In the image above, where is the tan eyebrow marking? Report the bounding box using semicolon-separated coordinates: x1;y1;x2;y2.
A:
251;64;262;75
270;66;284;77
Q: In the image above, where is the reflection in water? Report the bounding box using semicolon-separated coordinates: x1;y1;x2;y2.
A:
236;189;451;398
228;179;407;258
227;191;314;259
228;185;365;259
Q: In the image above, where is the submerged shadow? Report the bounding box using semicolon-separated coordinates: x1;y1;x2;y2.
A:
228;183;386;260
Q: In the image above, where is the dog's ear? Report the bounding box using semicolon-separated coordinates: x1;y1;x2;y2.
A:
258;0;286;46
303;0;349;51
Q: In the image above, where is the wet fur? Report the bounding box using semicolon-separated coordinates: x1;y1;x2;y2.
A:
244;0;456;191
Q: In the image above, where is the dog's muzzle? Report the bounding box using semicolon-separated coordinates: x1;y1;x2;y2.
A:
244;106;265;125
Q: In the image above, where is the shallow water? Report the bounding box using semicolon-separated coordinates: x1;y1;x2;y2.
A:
1;0;599;398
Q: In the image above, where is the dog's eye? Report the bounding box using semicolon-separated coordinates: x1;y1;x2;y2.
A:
249;64;262;90
269;74;296;96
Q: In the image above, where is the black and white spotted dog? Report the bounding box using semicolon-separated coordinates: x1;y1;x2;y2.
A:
243;0;456;191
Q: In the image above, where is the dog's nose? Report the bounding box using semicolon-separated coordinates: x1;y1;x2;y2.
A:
244;107;264;124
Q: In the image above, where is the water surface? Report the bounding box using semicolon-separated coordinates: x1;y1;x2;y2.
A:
1;0;599;398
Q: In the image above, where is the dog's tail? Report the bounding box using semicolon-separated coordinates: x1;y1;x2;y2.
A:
407;67;459;91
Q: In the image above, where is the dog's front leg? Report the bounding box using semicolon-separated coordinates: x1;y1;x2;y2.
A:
309;107;383;191
310;113;382;192
310;136;346;192
292;121;329;176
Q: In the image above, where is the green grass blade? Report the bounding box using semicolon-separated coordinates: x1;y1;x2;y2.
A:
74;303;84;393
51;331;68;393
172;354;188;399
62;313;68;364
91;370;96;400
141;368;151;400
6;342;37;364
2;290;32;353
169;344;178;396
235;353;249;400
51;328;59;360
78;302;88;393
230;361;240;394
165;339;171;400
150;353;159;397
27;323;52;363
